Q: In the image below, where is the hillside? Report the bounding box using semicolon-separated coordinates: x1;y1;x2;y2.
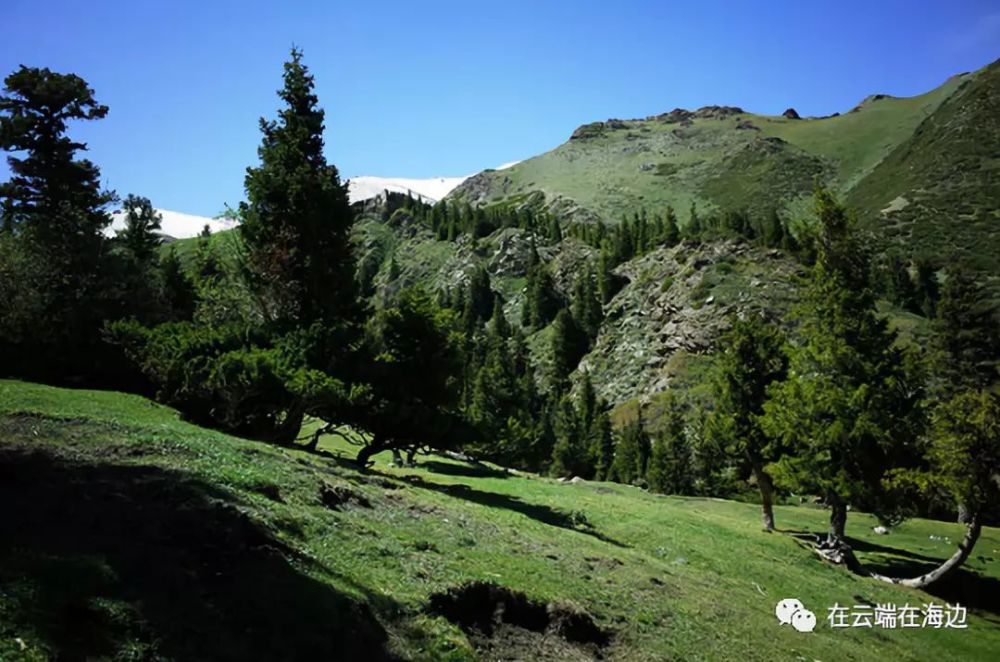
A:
2;379;999;661
447;61;999;292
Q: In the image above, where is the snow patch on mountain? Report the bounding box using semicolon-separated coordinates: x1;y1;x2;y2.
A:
106;209;238;240
347;176;467;204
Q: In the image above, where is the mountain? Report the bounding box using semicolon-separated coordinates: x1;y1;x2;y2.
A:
447;63;996;259
106;208;237;240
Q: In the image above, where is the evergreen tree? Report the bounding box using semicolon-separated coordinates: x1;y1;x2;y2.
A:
464;265;495;326
588;406;615;480
523;262;560;328
116;195;162;266
762;189;925;551
571;267;602;344
913;259;940;318
934;267;999;392
550;394;591;478
490;297;511;339
611;412;651;485
885;254;919;313
0;65;117;378
663;206;680;246
159;247;197;321
239;48;357;330
705;314;788;530
597;248;616;304
550;309;588;390
647;397;693;495
686;202;702;240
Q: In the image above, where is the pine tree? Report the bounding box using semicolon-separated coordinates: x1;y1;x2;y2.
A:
523;263;560;328
588;406;615;480
705;314;788;530
490;297;511;339
611;413;651;485
686;202;702;240
159;247;197;321
116;195;162;266
663;206;680;246
647;398;693;495
239;48;357;330
571;268;602;344
550;309;588;390
913;259;940;318
934;267;999;392
0;65;117;376
550;394;590;478
762;188;925;550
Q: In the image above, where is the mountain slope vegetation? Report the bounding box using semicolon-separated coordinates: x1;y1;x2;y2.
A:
2;379;999;661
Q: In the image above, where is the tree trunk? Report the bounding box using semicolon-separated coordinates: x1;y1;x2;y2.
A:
273;406;305;447
355;436;388;469
751;464;776;532
957;502;971;524
869;513;981;589
826;494;847;547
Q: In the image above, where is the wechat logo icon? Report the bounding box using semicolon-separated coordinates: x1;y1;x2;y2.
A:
775;598;817;633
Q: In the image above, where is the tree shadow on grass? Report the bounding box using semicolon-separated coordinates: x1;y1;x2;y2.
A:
418;459;510;480
400;474;629;548
854;551;1000;621
0;447;399;661
779;528;1000;621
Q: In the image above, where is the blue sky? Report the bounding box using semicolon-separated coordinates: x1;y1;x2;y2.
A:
1;1;998;216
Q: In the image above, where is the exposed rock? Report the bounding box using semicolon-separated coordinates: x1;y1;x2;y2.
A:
735;119;760;131
570;121;606;140
693;105;744;119
654;108;693;124
782;107;801;119
873;526;889;535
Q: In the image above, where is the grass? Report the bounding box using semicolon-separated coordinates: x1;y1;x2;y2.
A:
2;379;999;660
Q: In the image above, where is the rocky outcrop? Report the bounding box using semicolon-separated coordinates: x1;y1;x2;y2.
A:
782;107;801;119
692;105;744;119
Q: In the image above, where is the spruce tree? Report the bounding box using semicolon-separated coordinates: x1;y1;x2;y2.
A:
934;267;999;392
762;189;924;551
647;398;693;495
663;206;680;246
705;314;788;530
159;247;197;321
588;406;615;480
0;66;116;377
611;412;651;485
550;309;588;390
239;48;357;330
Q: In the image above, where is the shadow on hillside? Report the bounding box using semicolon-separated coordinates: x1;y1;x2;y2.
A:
0;447;399;661
780;528;1000;620
401;474;628;548
857;552;1000;621
419;459;510;480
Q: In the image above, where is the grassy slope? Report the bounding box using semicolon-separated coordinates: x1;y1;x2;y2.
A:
2;380;998;661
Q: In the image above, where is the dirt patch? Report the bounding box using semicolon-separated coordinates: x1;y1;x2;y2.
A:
428;582;611;660
319;483;371;510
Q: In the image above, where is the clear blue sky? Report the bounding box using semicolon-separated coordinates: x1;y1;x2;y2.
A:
2;1;998;216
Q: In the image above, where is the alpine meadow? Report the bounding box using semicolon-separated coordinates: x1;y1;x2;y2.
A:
2;5;1000;661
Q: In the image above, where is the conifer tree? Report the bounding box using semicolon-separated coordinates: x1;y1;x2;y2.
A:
647;397;693;495
611;412;651;485
762;189;924;552
705;314;787;530
933;267;998;392
588;406;615;480
550;309;588;390
663;206;680;246
239;48;357;330
0;65;116;377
